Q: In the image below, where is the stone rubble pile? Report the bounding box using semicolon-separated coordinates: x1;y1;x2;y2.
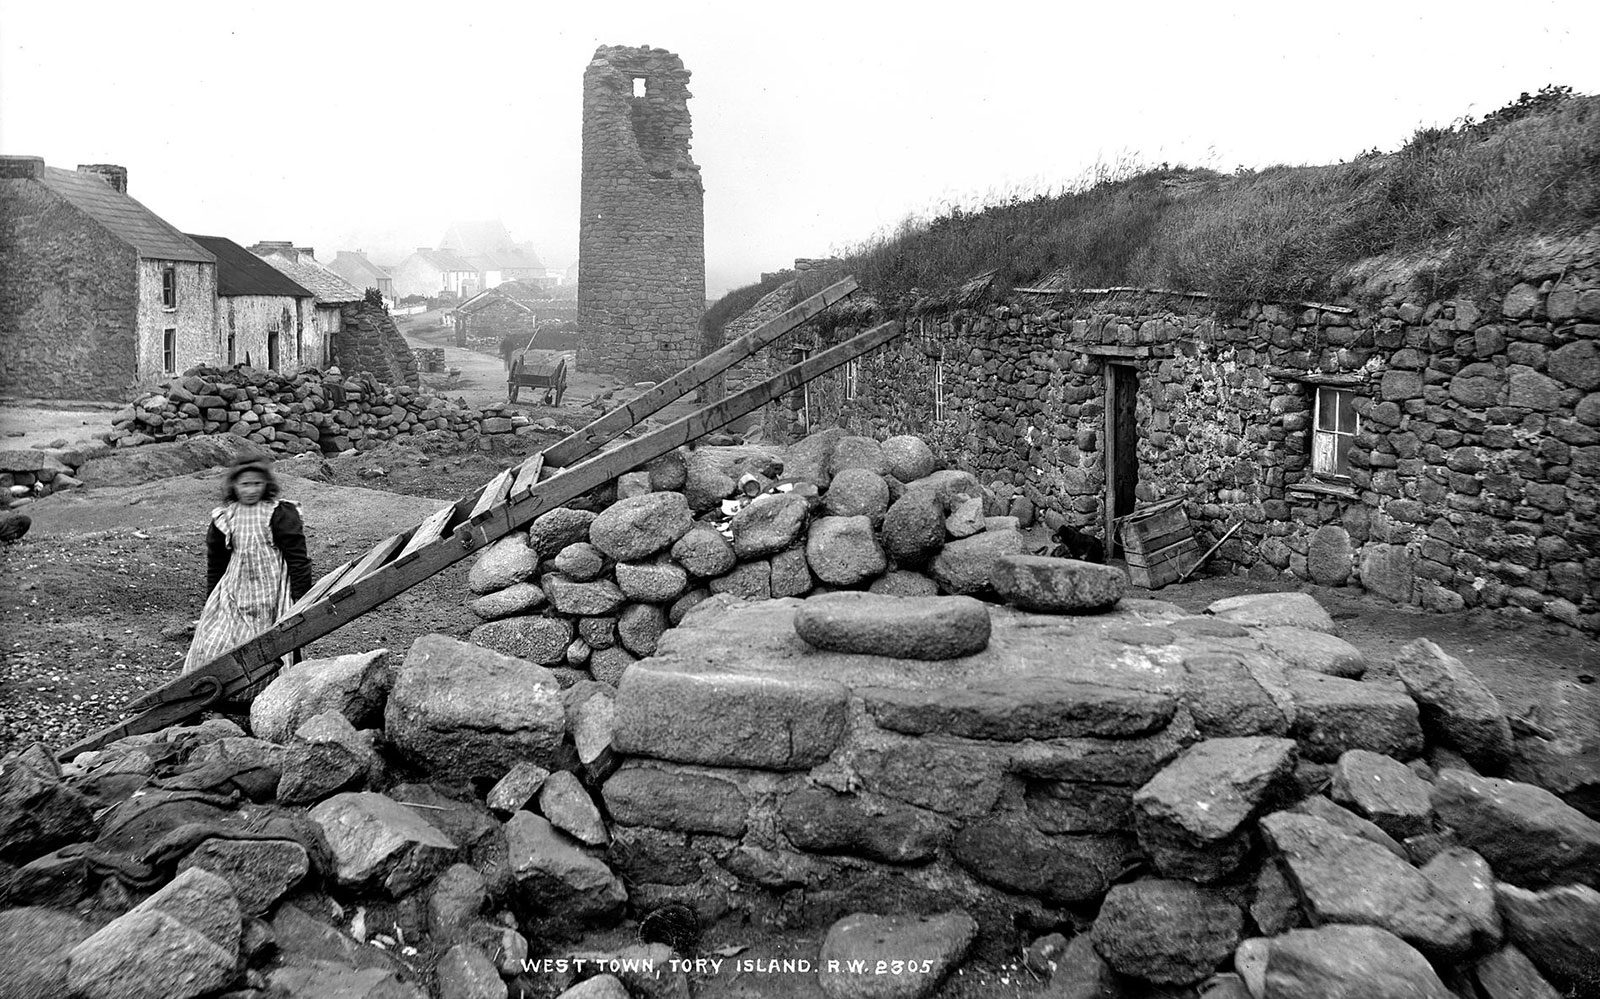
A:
4;430;1597;999
462;428;1086;683
106;365;580;456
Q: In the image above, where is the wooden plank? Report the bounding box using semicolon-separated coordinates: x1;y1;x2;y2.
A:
470;468;515;519
1126;539;1198;570
282;558;355;617
326;533;408;601
398;504;456;560
1124;522;1194;556
509;453;546;497
541;277;858;469
1102;367;1117;555
63;317;903;761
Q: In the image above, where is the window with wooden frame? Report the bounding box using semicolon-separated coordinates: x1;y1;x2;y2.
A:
843;358;859;403
1311;386;1359;478
161;265;177;308
162;329;176;374
933;359;947;421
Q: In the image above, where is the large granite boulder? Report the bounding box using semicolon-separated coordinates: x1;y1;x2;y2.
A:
880;435;937;483
824;467;891;520
468;532;540;594
1260;810;1475;958
250;649;391;743
731;492;811;559
881;489;945;564
817;910;975;999
991;555;1125;613
1394;639;1514;772
505;811;626;938
1133;736;1297;881
385;634;566;780
1247;925;1453;999
1431;769;1600;889
470;615;574;665
588;492;692;561
929;528;1024;594
1506;679;1600;820
308;792;459;897
1090;879;1243;985
1207;592;1335;632
806;515;888;586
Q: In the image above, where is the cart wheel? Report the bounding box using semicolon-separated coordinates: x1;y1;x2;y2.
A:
552;359;568;407
507;358;521;402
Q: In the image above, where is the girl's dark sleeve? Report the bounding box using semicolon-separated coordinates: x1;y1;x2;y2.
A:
206;523;230;595
271;503;314;600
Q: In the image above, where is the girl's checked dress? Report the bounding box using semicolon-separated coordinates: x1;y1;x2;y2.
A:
184;499;297;674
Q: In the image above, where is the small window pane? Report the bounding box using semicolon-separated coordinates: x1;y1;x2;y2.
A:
1335;391;1357;434
1315;388;1334;430
1333;434;1354;476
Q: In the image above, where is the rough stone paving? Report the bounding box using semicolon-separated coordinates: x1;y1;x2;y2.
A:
4;428;1597;999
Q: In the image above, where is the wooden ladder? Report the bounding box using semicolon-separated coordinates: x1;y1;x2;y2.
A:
61;278;901;760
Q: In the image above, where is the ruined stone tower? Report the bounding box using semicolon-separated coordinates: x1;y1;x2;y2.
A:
578;45;707;380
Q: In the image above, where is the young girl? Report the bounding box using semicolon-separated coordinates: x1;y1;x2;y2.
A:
184;456;313;674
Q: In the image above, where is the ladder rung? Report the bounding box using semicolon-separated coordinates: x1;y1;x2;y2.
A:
326;533;407;601
470;468;515;519
510;453;546;497
398;503;456;560
282;558;354;618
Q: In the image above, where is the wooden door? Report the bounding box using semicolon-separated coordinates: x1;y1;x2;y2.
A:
1103;363;1139;556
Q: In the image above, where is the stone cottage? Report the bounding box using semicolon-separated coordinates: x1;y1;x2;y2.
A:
451;281;572;350
390;247;480;301
325;250;394;305
0;156;217;399
248;242;365;369
186;235;317;374
738;260;1600;633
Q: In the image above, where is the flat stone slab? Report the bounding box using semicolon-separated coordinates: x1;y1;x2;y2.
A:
1255;926;1453;999
1287;671;1424;763
1431;769;1600;889
991;555;1125;613
1252;626;1366;678
1207;592;1335;632
1330;748;1435;839
307;792;459;897
1134;736;1298;881
1395;638;1513;771
863;675;1174;741
794;593;992;660
1090;879;1243;985
1260;810;1475;958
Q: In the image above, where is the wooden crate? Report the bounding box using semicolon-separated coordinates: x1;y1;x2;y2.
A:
1120;498;1196;589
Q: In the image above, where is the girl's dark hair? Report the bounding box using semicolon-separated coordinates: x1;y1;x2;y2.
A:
222;459;281;502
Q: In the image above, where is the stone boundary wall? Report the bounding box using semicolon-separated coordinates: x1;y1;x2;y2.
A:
768;268;1600;633
105;366;578;455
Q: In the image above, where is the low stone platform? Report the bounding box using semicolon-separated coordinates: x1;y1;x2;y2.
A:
601;592;1392;949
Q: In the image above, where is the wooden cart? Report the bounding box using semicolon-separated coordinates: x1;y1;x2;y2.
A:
507;352;569;405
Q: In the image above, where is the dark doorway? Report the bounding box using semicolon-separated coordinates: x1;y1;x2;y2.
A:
1104;364;1139;555
268;330;281;371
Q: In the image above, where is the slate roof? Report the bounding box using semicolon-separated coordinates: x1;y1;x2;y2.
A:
186;235;313;298
327;251;392;286
410;248;478;273
36;166;213;263
456;281;559;314
253;250;364;304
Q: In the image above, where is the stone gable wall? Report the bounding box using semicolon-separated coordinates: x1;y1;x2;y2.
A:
766;268;1600;631
577;45;706;381
0;179;140;399
334;300;419;390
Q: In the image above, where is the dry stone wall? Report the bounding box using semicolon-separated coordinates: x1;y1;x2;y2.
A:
107;366;580;455
775;266;1600;633
577;45;706;381
333;299;419;390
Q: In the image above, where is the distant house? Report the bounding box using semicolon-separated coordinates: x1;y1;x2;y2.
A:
247;242;365;368
325;250;394;304
390;247;480;300
186;235;316;373
0;156;218;399
451;281;548;348
440;220;550;291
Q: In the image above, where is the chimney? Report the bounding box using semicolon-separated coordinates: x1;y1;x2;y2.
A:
296;246;315;260
0;155;45;180
248;240;296;260
78;164;128;194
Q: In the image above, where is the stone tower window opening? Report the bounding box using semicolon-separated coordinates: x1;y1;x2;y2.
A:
633;77;646;97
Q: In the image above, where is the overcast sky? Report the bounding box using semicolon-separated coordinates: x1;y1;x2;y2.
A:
3;1;1597;298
